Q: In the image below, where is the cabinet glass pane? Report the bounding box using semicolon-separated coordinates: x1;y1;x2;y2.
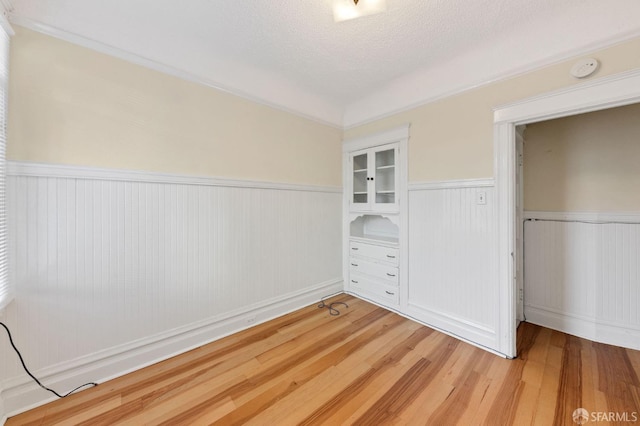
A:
353;153;368;204
375;149;395;204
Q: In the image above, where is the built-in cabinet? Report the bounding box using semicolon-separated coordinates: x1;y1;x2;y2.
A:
343;126;408;311
350;145;399;212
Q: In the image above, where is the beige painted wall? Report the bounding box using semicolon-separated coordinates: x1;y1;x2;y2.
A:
7;26;342;186
523;103;640;212
344;38;640;183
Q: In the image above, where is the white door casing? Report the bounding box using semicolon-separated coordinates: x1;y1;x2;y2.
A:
494;68;640;358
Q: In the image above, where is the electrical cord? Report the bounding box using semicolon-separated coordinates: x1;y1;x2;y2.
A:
0;321;98;398
318;293;349;316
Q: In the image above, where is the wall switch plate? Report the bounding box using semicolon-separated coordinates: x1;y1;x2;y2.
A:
477;191;487;205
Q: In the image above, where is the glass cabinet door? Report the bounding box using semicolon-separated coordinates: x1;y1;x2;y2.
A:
375;148;395;204
352;152;368;205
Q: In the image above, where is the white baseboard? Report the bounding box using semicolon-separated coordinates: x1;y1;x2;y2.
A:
1;279;343;417
405;302;497;351
525;305;640;350
344;292;506;358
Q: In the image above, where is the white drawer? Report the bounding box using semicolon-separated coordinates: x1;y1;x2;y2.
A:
349;274;399;305
349;241;399;265
349;257;398;285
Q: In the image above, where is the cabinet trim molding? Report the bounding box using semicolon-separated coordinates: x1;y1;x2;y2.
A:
343;124;410;152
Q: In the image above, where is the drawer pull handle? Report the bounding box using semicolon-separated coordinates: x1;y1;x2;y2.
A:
352;247;359;251
386;254;396;258
385;291;395;295
386;273;396;277
351;263;358;267
351;280;358;284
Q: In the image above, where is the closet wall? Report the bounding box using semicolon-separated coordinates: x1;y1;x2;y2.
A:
523;103;640;348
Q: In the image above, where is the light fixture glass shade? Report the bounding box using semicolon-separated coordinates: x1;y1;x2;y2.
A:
333;0;387;22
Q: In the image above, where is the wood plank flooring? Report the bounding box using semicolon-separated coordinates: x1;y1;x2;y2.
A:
7;294;640;425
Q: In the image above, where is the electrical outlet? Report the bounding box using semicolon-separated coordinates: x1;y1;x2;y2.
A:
519;288;524;301
246;316;256;324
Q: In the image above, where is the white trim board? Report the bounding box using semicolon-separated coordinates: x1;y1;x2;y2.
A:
7;161;341;194
525;306;640;351
0;393;6;426
524;210;640;224
405;302;496;348
409;178;494;191
342;124;410;152
11;13;640;130
494;68;640;359
345;291;507;359
1;280;343;417
343;29;640;129
494;68;640;125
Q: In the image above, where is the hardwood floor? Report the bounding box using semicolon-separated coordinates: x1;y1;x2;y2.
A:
7;294;640;425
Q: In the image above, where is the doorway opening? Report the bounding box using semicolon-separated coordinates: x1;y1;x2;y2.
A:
516;103;640;351
494;69;640;358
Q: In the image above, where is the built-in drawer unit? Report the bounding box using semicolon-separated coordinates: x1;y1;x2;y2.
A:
348;238;399;307
349;241;398;265
349;258;398;285
349;274;399;305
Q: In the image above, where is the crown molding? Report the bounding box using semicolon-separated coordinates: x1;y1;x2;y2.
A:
343;28;640;129
8;12;640;131
8;15;343;129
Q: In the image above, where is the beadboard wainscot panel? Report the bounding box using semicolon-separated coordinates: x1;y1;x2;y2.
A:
524;211;640;350
0;161;342;416
0;388;5;426
407;179;499;351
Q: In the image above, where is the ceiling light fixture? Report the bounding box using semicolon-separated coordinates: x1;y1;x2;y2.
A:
333;0;387;22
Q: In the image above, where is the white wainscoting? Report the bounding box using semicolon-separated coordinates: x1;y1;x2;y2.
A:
406;179;499;351
0;391;6;426
0;162;342;416
524;211;640;349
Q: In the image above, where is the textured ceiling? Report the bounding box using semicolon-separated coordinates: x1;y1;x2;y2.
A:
6;0;640;126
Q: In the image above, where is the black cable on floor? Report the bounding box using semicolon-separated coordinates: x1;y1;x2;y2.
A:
0;321;98;398
318;293;349;316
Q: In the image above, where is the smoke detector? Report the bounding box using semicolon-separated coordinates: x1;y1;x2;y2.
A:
570;58;599;79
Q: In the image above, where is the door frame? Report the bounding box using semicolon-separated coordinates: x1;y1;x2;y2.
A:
493;68;640;358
